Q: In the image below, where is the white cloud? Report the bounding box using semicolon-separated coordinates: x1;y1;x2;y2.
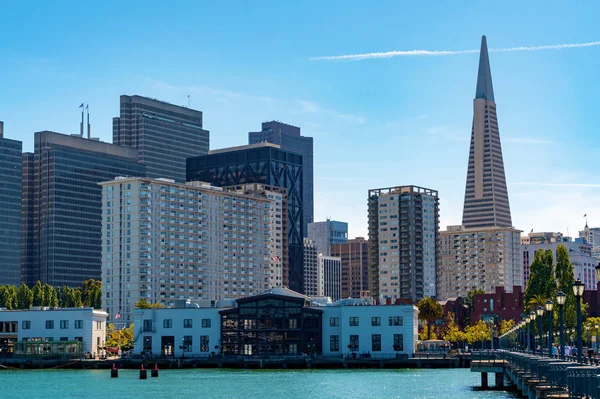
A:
311;40;600;61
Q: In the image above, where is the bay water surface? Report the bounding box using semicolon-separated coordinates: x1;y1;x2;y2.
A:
0;368;518;399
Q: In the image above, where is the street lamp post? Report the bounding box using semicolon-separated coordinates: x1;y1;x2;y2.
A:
556;292;566;360
530;311;537;354
573;279;585;363
537;306;545;356
596;324;599;354
546;300;554;357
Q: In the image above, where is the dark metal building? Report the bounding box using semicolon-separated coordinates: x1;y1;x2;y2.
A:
186;143;305;293
0;122;23;285
249;121;313;235
219;287;322;355
21;131;145;287
113;95;209;182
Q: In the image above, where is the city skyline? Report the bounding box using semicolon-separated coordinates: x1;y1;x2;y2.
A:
2;2;600;240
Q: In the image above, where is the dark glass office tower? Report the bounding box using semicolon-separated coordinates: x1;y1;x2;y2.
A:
22;131;145;287
0;122;23;285
187;143;305;293
249;121;313;235
113;95;210;182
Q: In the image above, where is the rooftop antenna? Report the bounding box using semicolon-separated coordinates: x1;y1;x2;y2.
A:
188;95;190;108
79;102;84;136
86;104;91;139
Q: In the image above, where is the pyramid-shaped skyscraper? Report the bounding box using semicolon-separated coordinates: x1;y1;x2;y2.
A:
438;36;522;301
462;35;512;229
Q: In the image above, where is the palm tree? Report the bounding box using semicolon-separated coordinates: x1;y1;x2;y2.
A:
528;294;547;311
417;297;443;340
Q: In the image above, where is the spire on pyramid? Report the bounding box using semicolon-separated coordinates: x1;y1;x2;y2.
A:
475;35;495;102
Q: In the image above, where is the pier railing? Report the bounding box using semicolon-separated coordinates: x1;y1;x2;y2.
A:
471;350;600;398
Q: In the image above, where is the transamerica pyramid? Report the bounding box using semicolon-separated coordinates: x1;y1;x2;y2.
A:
461;36;513;229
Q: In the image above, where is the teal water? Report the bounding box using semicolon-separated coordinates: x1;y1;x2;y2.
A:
0;368;517;399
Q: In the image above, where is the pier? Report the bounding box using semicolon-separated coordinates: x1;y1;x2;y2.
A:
471;350;600;398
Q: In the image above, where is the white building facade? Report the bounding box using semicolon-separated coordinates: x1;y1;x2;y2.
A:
0;308;107;356
100;177;285;326
133;289;418;358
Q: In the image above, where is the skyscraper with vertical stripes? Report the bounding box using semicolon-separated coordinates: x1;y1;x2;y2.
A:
462;36;512;229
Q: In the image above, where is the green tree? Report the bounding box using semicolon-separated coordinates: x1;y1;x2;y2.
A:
134;299;165;309
465;320;492;348
32;281;45;306
554;244;587;328
73;290;83;308
525;249;557;305
0;286;16;309
500;319;516;335
81;279;102;309
465;289;484;325
43;284;59;307
528;294;548;311
16;284;33;309
417;297;443;340
443;312;466;347
106;323;135;352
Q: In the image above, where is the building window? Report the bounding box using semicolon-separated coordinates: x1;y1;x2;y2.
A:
372;334;382;352
45;320;54;329
371;317;381;326
163;319;173;328
288;319;298;329
22;320;31;330
389;316;403;326
96;321;103;330
143;319;153;332
200;336;209;352
349;335;359;352
60;320;69;329
75;337;83;342
330;317;339;327
74;320;83;329
182;335;192;352
393;334;404;352
330;335;339;352
60;337;68;341
183;319;192;328
202;319;211;328
349;317;359;327
143;336;152;352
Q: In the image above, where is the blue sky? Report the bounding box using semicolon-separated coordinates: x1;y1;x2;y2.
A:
2;1;600;238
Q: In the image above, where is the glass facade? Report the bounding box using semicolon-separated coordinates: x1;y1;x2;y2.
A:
249;121;313;234
220;292;322;356
22;131;145;287
0;136;22;285
187;144;305;293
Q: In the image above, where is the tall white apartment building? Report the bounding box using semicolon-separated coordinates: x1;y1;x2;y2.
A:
303;238;319;297
100;177;285;325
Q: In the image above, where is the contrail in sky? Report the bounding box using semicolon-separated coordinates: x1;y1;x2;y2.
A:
311;40;600;61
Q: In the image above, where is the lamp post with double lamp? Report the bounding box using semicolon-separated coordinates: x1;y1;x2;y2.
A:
525;315;531;352
596;324;599;354
573;279;585;363
537;306;545;356
546;300;554;357
556;292;566;360
530;311;537;354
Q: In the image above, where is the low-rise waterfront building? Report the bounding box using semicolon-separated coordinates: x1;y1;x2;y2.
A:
133;288;417;357
0;307;107;357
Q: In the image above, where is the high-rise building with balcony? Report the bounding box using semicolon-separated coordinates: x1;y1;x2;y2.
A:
100;177;285;325
113;95;209;182
368;186;439;303
187;143;305;293
249;121;313;234
0;122;23;285
21;131;145;287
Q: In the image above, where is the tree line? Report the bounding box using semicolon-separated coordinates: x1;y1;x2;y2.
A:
0;279;102;310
